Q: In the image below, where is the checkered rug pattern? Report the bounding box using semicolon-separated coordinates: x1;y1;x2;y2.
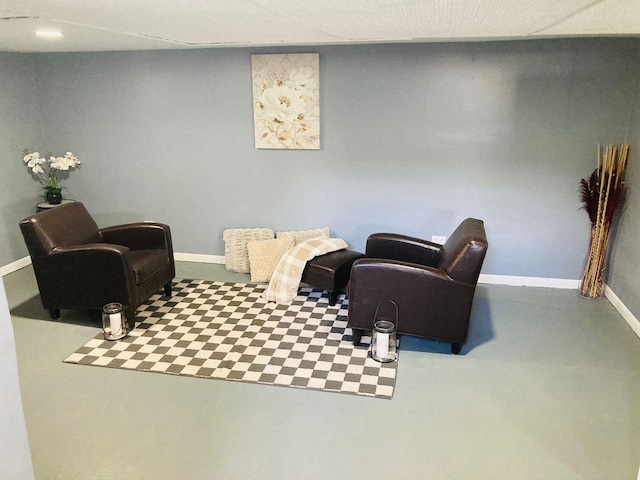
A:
64;279;398;399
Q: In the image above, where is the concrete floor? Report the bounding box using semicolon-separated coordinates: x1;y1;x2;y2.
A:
5;262;640;479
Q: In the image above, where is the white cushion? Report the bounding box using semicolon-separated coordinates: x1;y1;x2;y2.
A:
223;228;274;273
247;236;295;283
276;227;330;245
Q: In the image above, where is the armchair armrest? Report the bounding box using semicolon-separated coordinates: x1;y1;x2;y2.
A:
347;258;476;342
365;233;442;267
48;244;135;282
53;242;129;256
100;222;173;252
33;243;139;309
349;258;456;291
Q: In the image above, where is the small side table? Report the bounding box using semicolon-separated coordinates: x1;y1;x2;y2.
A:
36;199;76;213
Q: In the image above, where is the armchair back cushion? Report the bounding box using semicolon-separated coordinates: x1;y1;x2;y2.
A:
439;218;488;284
20;202;102;257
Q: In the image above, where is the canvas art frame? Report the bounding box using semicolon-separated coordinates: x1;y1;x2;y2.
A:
251;53;320;150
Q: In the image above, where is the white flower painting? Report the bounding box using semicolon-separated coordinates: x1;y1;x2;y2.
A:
252;53;320;149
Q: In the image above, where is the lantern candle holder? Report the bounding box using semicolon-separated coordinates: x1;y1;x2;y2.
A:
370;300;398;363
102;302;127;341
372;320;397;362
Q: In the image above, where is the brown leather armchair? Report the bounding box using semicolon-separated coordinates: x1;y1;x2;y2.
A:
19;202;175;330
347;218;488;354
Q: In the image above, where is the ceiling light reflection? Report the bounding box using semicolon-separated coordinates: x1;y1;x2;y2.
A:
36;30;63;38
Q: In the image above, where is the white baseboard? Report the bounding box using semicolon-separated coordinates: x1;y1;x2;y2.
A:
479;274;580;289
0;258;579;287
604;285;640;339
2;254;638;339
479;274;639;339
0;256;32;276
174;253;225;264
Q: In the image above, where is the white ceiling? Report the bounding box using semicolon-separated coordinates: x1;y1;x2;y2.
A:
1;0;640;53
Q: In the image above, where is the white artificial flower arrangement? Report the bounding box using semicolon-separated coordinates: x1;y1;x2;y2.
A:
23;150;81;201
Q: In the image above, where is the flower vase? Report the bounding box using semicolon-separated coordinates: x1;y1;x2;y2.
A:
578;225;611;299
45;190;62;205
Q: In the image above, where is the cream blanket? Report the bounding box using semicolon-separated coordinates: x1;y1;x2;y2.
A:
263;237;349;304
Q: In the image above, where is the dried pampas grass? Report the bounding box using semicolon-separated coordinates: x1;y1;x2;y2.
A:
578;144;629;298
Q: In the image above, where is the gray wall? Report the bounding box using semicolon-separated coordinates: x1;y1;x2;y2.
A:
2;38;640;288
0;53;45;267
30;39;638;280
608;74;640;316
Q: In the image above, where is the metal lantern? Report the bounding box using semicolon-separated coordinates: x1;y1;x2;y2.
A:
371;300;398;363
102;302;127;340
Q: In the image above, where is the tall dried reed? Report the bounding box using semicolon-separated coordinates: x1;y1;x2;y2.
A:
578;144;629;298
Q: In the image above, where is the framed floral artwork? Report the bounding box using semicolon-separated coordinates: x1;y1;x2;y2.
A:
251;53;320;149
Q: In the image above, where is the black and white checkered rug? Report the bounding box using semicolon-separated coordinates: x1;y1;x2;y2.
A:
64;279;398;399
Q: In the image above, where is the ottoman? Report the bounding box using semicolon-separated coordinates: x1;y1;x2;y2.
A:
301;250;364;306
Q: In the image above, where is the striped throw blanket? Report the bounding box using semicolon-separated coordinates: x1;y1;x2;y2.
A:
263;237;349;304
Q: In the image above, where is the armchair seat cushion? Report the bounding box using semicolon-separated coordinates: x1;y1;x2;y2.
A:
129;249;171;285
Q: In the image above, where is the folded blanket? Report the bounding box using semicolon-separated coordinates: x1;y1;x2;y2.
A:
263;236;349;304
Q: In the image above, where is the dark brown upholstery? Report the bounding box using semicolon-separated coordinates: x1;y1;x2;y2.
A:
19;202;175;329
347;218;488;354
301;250;364;306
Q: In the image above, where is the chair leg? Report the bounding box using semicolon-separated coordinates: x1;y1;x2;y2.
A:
328;290;338;306
352;328;363;346
49;309;60;319
451;343;462;355
163;282;172;297
125;308;136;331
